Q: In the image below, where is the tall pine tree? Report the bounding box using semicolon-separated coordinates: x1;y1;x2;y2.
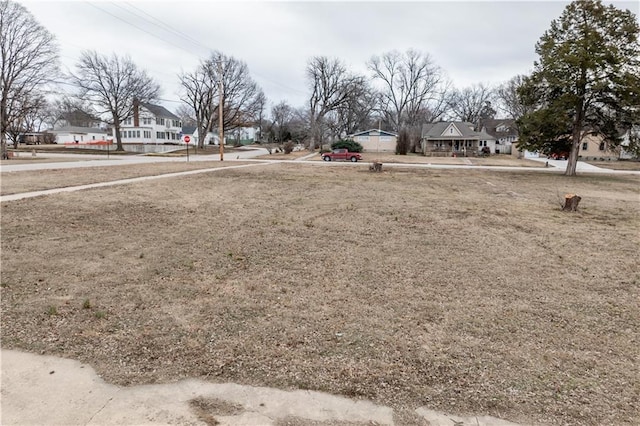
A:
517;0;640;175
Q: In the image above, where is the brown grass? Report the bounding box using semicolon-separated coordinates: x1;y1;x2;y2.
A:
585;160;640;171
0;162;242;196
307;152;545;168
1;164;638;425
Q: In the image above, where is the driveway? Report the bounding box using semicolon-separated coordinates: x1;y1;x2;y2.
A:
1;349;520;426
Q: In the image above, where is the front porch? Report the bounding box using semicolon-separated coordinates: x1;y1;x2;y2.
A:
420;139;479;157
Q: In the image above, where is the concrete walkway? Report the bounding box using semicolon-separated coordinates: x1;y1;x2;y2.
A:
0;163;274;203
0;349;520;426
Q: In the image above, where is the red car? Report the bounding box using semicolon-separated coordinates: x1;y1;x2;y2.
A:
321;149;362;162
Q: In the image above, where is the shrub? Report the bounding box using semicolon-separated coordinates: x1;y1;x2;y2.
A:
283;141;295;154
331;139;363;153
396;129;410;155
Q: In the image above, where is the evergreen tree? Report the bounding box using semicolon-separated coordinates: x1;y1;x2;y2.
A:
517;0;640;175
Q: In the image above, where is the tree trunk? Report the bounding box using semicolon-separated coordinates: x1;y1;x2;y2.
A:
0;131;7;160
566;76;586;177
563;194;581;211
309;114;317;151
114;122;124;151
369;162;383;172
1;102;8;160
565;129;581;176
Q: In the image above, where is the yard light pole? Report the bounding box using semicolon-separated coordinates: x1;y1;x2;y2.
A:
218;59;224;161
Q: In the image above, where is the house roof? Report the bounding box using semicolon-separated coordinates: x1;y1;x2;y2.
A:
49;126;107;134
421;122;495;140
481;118;519;138
182;125;196;135
140;102;180;121
350;129;398;137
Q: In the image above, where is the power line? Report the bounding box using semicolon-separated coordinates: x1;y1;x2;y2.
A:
106;2;306;96
84;2;199;58
79;2;308;102
122;2;211;54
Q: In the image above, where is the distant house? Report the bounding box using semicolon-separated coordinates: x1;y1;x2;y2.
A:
577;132;619;160
480;119;518;154
619;126;639;160
181;125;196;144
56;109;102;129
420;122;496;156
348;129;398;152
115;101;182;144
192;126;258;146
50;126;109;144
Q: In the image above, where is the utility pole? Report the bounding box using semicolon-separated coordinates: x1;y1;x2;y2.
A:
218;59;224;161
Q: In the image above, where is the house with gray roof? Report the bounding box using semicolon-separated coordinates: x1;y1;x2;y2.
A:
115;101;183;144
420;121;496;156
480;119;518;154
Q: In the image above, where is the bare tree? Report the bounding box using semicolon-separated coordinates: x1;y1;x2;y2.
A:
368;49;447;132
174;103;197;127
43;96;100;129
1;0;59;158
179;62;216;148
253;91;267;143
448;83;496;128
326;80;377;139
180;51;264;148
271;101;294;142
70;51;159;151
307;56;363;150
495;75;534;125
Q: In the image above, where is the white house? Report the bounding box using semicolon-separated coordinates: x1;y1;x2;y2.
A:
349;129;398;152
481;119;518;155
50;126;109;144
619;126;639;160
191;126;257;146
116;102;182;144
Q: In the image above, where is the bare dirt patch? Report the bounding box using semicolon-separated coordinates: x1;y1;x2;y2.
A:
0;162;241;196
1;164;638;425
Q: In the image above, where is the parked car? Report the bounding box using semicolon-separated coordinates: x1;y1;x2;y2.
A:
321;148;362;162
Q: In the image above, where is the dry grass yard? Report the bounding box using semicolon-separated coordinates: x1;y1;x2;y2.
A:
1;164;639;425
0;162;240;196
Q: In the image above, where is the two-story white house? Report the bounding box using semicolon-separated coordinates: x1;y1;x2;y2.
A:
480;119;519;155
115;101;182;144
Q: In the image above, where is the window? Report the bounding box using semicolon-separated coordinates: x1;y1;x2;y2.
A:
123;118;132;125
143;131;151;139
582;142;588;150
450;128;453;134
157;118;165;125
173;119;181;127
136;130;140;138
157;132;165;139
599;142;605;151
143;117;152;125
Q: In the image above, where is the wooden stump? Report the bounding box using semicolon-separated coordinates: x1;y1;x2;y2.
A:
563;194;581;212
369;162;383;172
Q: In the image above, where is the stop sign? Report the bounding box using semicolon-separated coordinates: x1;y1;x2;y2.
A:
184;135;191;144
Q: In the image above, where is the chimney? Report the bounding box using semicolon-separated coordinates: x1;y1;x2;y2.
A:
133;98;140;127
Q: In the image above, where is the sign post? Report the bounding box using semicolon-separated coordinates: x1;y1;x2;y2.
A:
184;135;191;161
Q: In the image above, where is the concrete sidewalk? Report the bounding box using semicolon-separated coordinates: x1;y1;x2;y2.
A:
0;349;521;426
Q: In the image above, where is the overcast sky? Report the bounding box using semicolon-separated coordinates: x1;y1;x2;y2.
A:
18;0;640;114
